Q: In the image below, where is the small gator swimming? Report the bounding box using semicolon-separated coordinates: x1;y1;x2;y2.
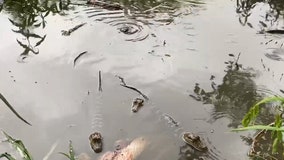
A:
131;98;144;112
89;132;103;153
182;132;208;152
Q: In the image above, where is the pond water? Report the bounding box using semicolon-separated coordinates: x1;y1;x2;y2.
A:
0;0;284;159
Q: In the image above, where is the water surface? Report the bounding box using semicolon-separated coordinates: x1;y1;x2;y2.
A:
0;0;284;159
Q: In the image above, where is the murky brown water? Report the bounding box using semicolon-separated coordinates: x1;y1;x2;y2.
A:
0;0;284;159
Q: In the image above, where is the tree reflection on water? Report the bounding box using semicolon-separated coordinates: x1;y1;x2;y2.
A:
0;0;202;60
189;53;275;128
236;0;284;31
0;0;72;61
189;53;283;159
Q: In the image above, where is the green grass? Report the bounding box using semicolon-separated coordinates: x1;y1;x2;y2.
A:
232;96;284;154
1;131;33;160
59;141;76;160
1;131;76;160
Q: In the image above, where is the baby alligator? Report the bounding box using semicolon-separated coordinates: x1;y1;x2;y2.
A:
131;98;144;112
89;132;103;153
182;132;208;152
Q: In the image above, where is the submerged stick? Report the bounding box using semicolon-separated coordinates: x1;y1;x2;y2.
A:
98;70;102;92
0;93;31;126
61;22;87;36
116;76;149;100
73;51;88;67
265;30;284;34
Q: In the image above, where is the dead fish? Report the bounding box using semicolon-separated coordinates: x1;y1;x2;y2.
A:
98;137;148;160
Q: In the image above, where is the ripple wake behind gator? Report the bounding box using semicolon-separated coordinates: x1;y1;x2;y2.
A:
150;105;223;160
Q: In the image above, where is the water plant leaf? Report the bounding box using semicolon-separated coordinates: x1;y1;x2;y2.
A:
0;93;31;125
242;96;284;127
59;152;71;159
2;131;33;160
0;152;16;160
68;141;75;160
271;114;283;154
272;131;282;154
59;141;75;160
232;125;284;132
242;105;259;127
237;96;284;154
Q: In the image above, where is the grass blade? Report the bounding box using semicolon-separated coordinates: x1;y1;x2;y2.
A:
2;131;33;160
0;152;16;160
232;125;284;132
58;152;71;159
59;141;76;160
0;93;31;125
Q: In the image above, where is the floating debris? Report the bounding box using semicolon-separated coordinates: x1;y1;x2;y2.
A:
61;23;87;36
98;71;102;92
164;54;171;57
116;76;149;100
73;51;88;67
265;30;284;34
163;114;179;127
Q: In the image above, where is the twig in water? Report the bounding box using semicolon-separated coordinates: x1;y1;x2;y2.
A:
163;114;179;127
73;51;87;67
143;3;164;13
61;23;87;36
116;75;149;100
117;75;126;86
0;93;31;126
98;70;102;92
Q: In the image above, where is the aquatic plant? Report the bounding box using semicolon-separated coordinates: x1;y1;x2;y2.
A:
0;131;77;160
232;96;284;154
59;140;76;160
1;131;33;160
0;152;16;160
